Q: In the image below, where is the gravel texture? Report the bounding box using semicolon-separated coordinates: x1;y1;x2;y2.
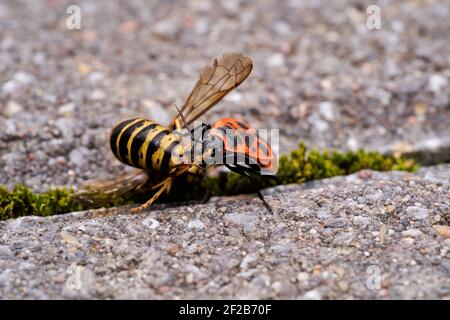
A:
0;0;450;192
0;0;449;300
0;165;449;299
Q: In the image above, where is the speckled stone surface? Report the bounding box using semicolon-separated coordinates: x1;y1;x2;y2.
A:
0;0;449;300
0;165;448;299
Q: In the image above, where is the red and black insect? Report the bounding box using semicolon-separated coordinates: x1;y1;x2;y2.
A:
199;117;277;213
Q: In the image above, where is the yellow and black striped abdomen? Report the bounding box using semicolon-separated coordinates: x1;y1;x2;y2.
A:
110;118;181;173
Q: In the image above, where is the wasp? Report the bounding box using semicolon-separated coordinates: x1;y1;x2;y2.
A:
77;53;254;213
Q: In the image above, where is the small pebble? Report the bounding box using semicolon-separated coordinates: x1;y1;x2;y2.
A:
428;74;448;93
142;217;160;230
433;225;450;238
406;206;429;220
240;254;258;269
401;229;423;238
267;53;285;67
4;101;23;117
188;220;205;230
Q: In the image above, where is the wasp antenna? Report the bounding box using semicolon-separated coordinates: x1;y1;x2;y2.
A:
174;104;193;135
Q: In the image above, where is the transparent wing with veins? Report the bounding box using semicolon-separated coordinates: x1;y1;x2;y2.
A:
171;52;253;130
75;170;149;207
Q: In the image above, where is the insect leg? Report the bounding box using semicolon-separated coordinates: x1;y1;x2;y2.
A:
226;166;273;214
130;177;173;214
254;184;273;214
243;171;273;214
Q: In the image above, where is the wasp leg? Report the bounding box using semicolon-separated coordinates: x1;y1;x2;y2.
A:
130;177;173;214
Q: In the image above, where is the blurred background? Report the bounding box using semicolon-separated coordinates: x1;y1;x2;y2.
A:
0;0;449;191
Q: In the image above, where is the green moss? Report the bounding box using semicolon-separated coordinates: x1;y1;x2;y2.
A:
197;142;418;197
0;185;85;220
0;142;418;220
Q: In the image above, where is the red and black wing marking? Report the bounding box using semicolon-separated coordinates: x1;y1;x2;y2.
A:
210;118;277;175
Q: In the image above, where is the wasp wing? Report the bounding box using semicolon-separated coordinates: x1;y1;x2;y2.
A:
171;53;253;129
75;170;149;207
